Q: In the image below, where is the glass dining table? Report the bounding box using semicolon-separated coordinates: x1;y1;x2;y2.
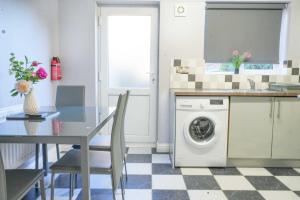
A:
0;106;115;200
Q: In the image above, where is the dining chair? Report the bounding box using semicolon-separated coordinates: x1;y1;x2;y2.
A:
35;85;85;172
70;90;130;190
55;85;85;107
55;85;85;154
89;90;130;180
0;150;46;200
50;93;127;200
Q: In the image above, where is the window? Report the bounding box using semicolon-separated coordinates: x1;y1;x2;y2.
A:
205;63;284;75
204;3;288;74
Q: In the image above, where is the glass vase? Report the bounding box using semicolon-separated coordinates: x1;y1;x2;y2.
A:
234;68;239;74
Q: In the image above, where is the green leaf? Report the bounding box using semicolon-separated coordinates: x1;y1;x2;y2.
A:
10;89;16;93
11;91;19;96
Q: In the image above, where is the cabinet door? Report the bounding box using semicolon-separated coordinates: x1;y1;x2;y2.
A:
272;97;300;159
228;97;274;158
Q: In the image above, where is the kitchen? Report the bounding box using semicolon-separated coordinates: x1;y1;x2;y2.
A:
0;0;300;200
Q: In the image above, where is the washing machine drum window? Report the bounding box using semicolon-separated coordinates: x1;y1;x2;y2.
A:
189;117;215;142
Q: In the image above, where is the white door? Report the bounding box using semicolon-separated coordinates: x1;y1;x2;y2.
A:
98;6;158;144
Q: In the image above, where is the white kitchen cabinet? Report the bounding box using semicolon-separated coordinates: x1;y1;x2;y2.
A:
272;97;300;159
228;97;274;158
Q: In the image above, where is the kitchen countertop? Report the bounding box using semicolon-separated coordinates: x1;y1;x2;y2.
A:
171;88;300;97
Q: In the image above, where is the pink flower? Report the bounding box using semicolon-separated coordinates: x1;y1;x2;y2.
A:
31;61;40;67
36;67;48;79
243;52;252;60
32;72;36;77
232;50;239;56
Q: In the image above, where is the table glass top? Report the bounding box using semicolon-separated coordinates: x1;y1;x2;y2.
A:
0;107;115;137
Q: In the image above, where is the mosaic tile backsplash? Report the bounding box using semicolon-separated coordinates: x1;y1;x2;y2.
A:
170;59;300;90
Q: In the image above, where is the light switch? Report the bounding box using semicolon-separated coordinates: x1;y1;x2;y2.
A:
175;4;187;17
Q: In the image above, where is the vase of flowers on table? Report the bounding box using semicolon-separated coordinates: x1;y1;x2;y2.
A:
9;53;48;115
231;50;252;74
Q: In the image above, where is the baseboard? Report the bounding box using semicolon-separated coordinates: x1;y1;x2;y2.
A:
156;143;170;153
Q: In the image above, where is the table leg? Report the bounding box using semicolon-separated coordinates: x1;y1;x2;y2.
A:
35;144;40;169
42;144;48;176
35;144;40;189
81;138;90;200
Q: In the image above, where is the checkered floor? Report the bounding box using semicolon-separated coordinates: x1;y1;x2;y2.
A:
22;147;300;200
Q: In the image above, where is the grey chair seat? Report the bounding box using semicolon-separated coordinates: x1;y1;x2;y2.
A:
6;169;44;200
89;135;111;151
50;149;112;173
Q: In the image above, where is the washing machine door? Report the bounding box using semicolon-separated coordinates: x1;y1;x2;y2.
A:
183;115;216;148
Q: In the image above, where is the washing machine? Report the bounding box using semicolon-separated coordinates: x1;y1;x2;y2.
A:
173;96;229;167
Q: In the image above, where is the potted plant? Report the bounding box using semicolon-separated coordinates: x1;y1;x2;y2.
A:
231;50;252;74
9;53;48;115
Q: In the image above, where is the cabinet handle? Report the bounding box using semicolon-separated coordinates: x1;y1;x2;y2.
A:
269;98;273;118
277;100;281;118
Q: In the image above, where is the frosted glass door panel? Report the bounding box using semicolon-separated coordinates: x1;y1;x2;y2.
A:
108;16;151;88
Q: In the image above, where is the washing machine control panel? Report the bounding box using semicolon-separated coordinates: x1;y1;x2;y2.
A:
176;97;229;110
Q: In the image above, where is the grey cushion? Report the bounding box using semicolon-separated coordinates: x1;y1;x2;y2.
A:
50;149;112;173
6;169;43;200
89;135;111;151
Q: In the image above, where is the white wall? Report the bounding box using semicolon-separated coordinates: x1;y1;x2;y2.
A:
58;0;98;106
0;0;59;107
0;0;59;168
158;0;205;146
157;0;300;145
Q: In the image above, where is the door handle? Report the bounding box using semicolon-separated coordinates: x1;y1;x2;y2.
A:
277;100;281;119
146;72;156;83
269;98;273;118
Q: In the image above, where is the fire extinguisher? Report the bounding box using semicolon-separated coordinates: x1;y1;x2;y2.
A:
51;57;62;80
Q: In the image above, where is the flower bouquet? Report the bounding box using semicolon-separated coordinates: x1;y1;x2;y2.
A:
9;53;48;115
231;50;252;74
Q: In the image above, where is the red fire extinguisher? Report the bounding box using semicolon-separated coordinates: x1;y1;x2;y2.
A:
51;57;62;80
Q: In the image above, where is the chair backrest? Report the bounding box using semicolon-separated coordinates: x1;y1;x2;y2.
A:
0;151;7;200
55;85;85;107
120;91;130;160
110;93;126;190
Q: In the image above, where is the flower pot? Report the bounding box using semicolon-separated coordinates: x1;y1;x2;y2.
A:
234;68;239;74
23;89;39;115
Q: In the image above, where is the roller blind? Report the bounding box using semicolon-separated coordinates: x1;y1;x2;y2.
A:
204;3;286;64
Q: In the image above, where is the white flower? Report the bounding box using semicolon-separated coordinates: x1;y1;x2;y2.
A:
15;80;32;94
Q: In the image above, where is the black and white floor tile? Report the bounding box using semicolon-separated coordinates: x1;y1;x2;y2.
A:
23;147;300;200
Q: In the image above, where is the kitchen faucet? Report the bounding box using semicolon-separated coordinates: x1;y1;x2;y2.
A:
248;79;255;90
